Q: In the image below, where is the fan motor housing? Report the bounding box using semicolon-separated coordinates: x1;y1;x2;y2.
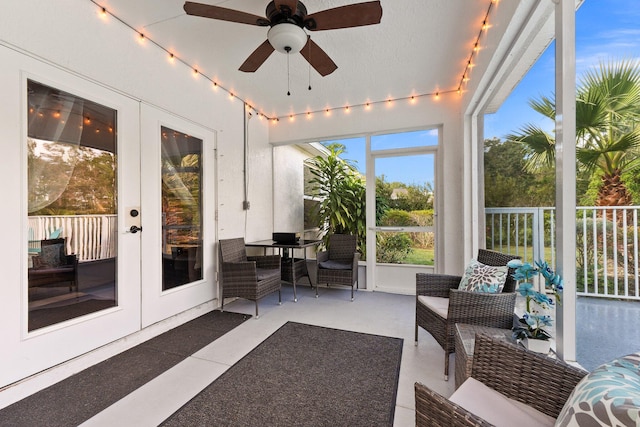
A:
266;1;307;27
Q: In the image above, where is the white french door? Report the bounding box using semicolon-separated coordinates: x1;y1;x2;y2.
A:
0;48;142;388
140;105;217;327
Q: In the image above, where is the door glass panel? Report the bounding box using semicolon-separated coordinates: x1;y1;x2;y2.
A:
374;153;435;266
27;80;117;331
161;126;203;290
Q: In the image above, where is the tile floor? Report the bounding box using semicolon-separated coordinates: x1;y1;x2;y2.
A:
80;284;454;427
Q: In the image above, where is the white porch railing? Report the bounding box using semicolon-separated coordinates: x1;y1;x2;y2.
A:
486;206;640;301
28;215;117;262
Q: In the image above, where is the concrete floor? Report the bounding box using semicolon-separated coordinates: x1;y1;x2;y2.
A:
15;283;638;426
576;296;640;371
80;285;455;427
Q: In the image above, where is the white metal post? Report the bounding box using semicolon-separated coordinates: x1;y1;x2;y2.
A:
555;0;577;362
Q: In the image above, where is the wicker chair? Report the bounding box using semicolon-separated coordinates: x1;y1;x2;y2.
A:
415;334;587;426
315;234;360;301
219;238;281;318
28;238;78;292
415;249;520;379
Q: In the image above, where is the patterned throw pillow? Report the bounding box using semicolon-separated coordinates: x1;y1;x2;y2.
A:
39;244;63;268
458;259;508;293
555;353;640;426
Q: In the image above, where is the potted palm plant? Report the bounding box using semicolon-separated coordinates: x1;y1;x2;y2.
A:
305;143;366;254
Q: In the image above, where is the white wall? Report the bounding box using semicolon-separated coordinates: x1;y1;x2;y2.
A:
273;144;312;234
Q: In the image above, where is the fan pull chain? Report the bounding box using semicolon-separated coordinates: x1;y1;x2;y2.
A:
308;37;312;91
286;47;291;96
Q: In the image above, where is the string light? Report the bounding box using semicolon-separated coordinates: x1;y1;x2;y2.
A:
458;0;495;89
90;0;270;119
91;0;495;123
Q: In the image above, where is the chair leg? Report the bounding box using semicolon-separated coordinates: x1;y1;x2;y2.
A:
414;322;418;345
255;300;259;319
444;353;449;381
350;285;354;301
278;289;282;305
220;296;225;312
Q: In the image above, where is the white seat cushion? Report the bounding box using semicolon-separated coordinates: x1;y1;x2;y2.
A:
417;295;449;319
450;377;555;427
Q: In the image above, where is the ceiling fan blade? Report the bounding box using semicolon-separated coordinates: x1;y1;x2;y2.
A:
300;38;337;77
184;2;270;26
304;1;382;31
273;0;299;14
239;40;276;72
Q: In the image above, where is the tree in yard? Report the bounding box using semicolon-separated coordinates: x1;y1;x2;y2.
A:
506;60;640;207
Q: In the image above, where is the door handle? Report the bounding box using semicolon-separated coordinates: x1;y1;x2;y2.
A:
130;225;143;233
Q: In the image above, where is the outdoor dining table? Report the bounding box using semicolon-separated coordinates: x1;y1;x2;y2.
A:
245;239;322;302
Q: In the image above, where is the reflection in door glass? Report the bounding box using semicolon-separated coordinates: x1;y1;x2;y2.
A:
161;126;203;290
27;80;117;331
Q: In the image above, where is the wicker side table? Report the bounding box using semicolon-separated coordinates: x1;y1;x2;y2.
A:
454;323;514;389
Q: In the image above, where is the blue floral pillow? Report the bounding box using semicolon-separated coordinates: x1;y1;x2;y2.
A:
555;353;640;426
458;259;508;293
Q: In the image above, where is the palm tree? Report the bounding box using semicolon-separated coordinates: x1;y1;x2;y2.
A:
507;60;640;206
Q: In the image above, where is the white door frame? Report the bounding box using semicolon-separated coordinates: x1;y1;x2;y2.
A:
365;137;438;294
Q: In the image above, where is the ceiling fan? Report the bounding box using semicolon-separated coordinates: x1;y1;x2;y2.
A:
183;1;383;77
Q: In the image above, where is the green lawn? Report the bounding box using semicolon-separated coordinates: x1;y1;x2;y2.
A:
403;247;434;266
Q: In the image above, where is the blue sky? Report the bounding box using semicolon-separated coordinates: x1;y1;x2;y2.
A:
485;0;640;139
330;0;640;186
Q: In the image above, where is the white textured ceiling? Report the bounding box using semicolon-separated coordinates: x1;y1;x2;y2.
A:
100;0;490;118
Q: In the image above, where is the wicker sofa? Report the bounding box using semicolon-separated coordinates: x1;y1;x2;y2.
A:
415;333;587;427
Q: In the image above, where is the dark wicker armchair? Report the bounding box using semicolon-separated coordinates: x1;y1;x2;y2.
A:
28;238;78;292
219;238;281;318
316;234;360;301
415;334;587;426
415;249;520;379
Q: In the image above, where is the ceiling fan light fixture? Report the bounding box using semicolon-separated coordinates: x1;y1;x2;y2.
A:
267;23;307;54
